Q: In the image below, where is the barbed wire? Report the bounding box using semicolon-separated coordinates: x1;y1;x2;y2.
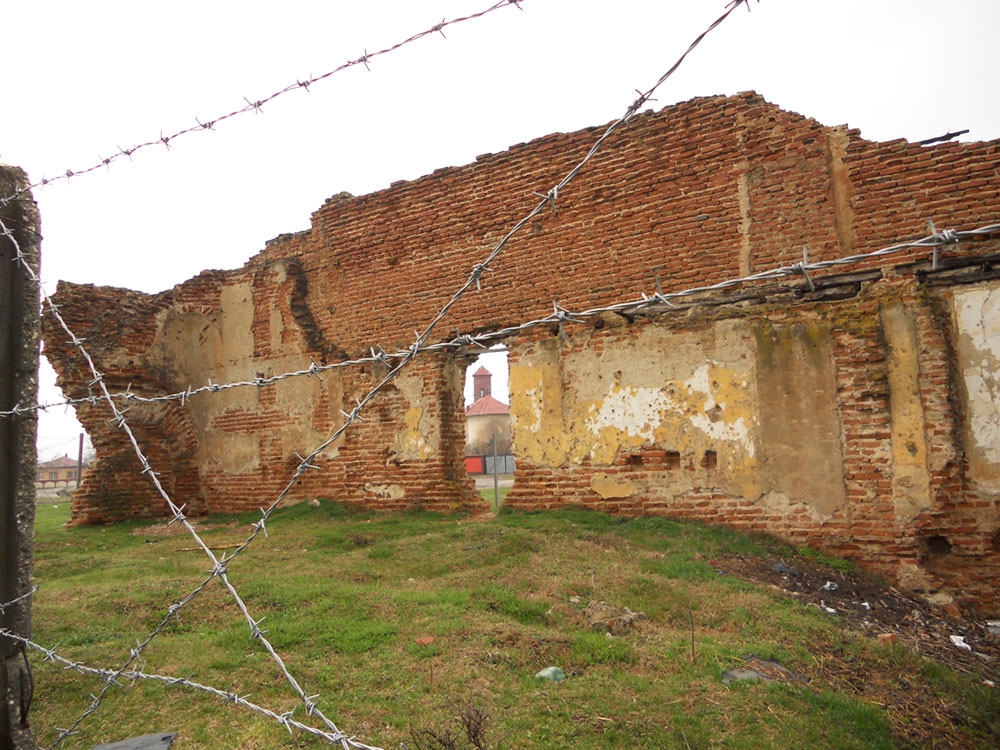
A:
3;0;758;422
0;628;380;748
15;213;992;744
7;0;995;742
2;211;377;748
5;218;997;422
0;587;38;617
80;0;761;596
2;3;535;745
3;1;753;743
0;0;523;208
1;1;821;745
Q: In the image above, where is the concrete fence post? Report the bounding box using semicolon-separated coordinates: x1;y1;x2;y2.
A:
0;166;40;749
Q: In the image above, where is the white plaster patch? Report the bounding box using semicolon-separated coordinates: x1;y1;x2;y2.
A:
684;364;716;403
688;412;755;457
684;364;754;456
954;286;1000;481
584;374;755;457
521;387;543;433
364;483;405;499
585;386;672;443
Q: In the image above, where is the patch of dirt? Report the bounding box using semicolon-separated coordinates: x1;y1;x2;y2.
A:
584;600;647;634
715;552;999;748
480;628;573;672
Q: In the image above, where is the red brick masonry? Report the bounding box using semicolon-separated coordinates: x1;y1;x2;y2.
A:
43;93;1000;611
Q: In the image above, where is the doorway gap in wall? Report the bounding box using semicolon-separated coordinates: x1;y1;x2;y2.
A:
463;345;513;510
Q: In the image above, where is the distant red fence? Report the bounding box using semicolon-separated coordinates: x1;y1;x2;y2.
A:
464;454;515;475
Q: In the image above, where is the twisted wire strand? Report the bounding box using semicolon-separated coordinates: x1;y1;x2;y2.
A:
0;587;38;615
0;629;380;748
0;0;523;208
2;212;368;749
5;220;996;420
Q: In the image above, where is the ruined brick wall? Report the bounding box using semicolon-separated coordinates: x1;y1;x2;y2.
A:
42;93;1000;610
503;274;1000;610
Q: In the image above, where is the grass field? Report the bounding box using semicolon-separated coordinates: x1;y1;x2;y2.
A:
25;499;1000;748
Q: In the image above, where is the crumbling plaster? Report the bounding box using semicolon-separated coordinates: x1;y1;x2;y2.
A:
510;316;847;520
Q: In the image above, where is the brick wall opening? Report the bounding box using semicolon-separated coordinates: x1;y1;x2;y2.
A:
464;346;514;507
923;535;953;558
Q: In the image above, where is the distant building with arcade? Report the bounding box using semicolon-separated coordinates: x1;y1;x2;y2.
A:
36;454;89;490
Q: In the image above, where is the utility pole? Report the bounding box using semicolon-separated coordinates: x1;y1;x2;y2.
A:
76;433;84;489
492;433;500;511
0;165;39;749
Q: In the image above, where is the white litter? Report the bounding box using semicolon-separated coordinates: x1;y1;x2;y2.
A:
949;635;972;652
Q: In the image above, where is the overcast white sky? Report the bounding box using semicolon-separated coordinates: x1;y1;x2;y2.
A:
4;0;998;461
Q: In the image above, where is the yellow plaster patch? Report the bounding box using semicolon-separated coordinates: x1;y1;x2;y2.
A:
591;473;636;498
219;283;255;361
400;406;434;459
393;373;438;460
509;323;761;494
682;364;755;457
882;302;932;520
202;432;260;475
582;362;756;466
509;345;573;466
269;306;283;353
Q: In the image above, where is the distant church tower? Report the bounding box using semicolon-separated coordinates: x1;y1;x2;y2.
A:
472;366;492;401
465;365;511;458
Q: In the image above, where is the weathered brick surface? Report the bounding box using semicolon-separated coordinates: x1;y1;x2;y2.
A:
41;93;1000;610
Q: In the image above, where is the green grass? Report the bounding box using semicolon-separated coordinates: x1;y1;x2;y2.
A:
796;544;855;573
479;484;510;509
25;501;999;749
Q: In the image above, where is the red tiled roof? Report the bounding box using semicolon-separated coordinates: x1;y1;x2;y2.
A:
473;365;491;376
466;394;509;416
38;454;79;469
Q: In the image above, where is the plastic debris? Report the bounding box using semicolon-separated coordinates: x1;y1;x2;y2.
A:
535;666;566;682
93;733;176;750
949;635;972;652
820;581;838;592
986;620;1000;636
